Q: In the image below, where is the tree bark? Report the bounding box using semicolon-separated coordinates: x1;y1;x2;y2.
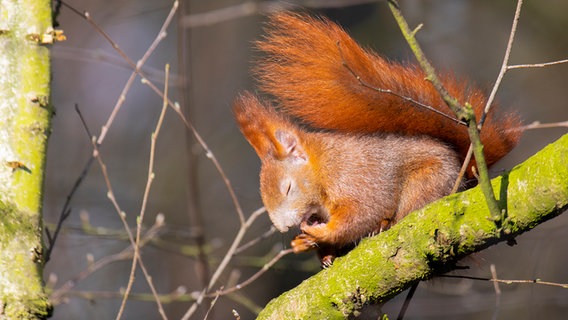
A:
258;133;568;319
0;0;53;318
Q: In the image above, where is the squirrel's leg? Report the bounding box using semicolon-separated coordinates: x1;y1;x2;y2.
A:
292;205;393;266
395;155;457;221
297;203;390;248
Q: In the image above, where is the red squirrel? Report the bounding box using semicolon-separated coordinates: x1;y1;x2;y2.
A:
233;12;521;265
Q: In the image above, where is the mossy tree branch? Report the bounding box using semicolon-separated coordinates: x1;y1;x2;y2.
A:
0;0;53;318
257;134;568;319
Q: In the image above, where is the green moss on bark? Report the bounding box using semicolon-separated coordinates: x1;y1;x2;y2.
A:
0;0;53;318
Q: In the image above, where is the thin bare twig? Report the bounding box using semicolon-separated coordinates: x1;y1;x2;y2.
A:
43;104;95;263
490;264;501;320
74;107;133;243
338;43;466;126
76;102;169;318
58;2;179;318
76;106;166;319
203;290;222;320
490;264;501;295
451;147;474;194
118;64;171;320
396;282;418;320
235;226;277;255
181;207;267;320
59;0;178;146
62;1;248;229
453;0;523;191
59;4;264;318
177;0;211;292
508;58;568;70
49;215;165;305
210;249;294;297
47;0;178;263
480;0;524;126
520;120;568;130
441;274;568;289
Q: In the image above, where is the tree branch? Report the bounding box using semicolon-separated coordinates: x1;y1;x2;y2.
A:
257;134;568;319
0;0;53;317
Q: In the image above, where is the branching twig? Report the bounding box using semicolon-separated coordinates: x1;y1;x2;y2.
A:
480;0;524;126
181;207;267;320
55;3;180;318
454;0;522;192
47;0;178;264
43;103;96;263
118;64;171;320
387;0;502;220
69;2;246;227
49;215;165;305
61;1;247;228
58;4;273;318
44;160;91;262
59;0;178;146
235;226;276;255
208;249;294;297
74;105;167;319
387;1;463;117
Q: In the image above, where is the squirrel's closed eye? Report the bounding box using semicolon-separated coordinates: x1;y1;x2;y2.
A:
283;181;292;196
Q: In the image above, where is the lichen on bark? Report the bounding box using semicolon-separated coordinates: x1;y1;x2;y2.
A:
0;0;53;318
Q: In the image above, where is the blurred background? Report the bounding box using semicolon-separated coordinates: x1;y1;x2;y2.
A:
43;0;568;319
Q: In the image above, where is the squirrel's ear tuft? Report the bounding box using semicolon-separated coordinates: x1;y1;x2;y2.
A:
233;91;302;160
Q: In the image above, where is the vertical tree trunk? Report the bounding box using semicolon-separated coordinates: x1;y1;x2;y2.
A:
0;0;52;318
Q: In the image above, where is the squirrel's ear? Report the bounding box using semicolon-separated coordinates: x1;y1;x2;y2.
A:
233;91;303;161
274;129;307;162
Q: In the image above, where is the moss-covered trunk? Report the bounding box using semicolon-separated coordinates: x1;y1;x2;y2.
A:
0;0;53;318
258;134;568;319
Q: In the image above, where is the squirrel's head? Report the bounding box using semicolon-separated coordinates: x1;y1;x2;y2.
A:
259;129;324;232
234;92;325;232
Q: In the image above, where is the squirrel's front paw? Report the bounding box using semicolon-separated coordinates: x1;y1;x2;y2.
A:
300;220;329;241
291;233;317;253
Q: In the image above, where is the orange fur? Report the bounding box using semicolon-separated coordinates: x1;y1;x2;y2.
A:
234;93;462;264
233;13;522;265
256;12;521;169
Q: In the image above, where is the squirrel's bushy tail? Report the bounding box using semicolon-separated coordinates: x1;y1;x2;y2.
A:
255;12;521;168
